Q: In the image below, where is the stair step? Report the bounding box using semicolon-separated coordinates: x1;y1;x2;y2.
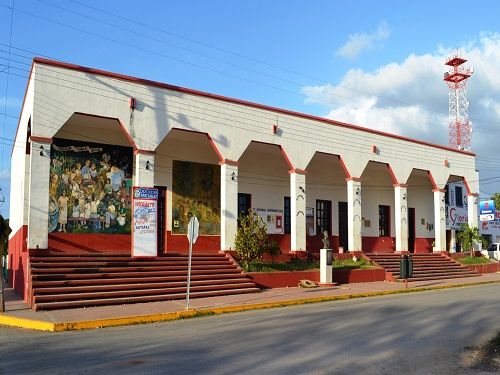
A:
32;270;243;281
33;278;251;294
30;256;228;263
29;251;258;311
33;282;258;302
31;259;232;268
33;288;261;310
365;253;480;282
32;273;247;287
30;264;238;274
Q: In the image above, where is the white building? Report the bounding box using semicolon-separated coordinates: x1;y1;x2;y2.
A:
8;58;479;297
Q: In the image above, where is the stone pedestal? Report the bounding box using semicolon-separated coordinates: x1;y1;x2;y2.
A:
320;248;333;284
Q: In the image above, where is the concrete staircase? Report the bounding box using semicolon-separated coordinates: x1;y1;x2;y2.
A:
28;251;260;310
365;253;479;281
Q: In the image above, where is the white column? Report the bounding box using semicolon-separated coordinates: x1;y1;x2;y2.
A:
347;179;362;252
290;171;306;251
134;152;155;187
433;189;446;252
450;229;456;253
27;139;52;249
221;163;238;250
395;185;408;252
467;194;478;228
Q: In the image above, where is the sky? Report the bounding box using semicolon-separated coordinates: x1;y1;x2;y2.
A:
1;0;500;217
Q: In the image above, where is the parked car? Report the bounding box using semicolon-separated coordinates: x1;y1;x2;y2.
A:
483;243;500;261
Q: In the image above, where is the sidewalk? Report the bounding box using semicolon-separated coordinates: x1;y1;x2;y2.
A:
2;273;500;331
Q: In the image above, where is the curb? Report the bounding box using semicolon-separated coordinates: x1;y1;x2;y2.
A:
2;279;500;332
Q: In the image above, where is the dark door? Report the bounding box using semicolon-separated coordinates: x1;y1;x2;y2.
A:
316;200;332;236
338;202;348;251
284;196;291;234
155;186;167;254
238;193;251;217
408;207;415;253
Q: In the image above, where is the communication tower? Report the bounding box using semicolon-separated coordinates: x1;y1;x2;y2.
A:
443;53;474;151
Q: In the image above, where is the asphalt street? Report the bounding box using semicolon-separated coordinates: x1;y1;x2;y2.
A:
1;284;500;375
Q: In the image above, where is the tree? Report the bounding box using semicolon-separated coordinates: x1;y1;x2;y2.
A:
491;193;500;210
234;210;278;269
456;223;483;258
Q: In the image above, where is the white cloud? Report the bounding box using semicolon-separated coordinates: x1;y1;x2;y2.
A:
303;33;500;192
336;21;390;59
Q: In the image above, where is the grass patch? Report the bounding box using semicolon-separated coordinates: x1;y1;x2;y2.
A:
245;257;375;272
456;256;492;265
246;259;319;272
332;258;375;270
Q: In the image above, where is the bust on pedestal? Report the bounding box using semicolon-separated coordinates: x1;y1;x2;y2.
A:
320;231;333;284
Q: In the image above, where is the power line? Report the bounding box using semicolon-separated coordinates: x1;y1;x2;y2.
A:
3;2;500;135
1;0;15;210
30;0;500;129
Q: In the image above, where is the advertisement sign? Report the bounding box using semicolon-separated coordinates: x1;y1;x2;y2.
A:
255;208;284;234
132;187;158;257
446;206;468;230
479;200;496;222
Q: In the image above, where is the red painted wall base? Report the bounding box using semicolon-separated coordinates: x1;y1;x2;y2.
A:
414;238;433;253
48;233;131;252
362;236;395;252
7;225;28;300
166;231;220;253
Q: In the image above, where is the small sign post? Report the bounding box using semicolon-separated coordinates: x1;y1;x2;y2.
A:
186;216;199;310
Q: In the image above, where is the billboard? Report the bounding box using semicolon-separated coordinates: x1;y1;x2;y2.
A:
479;200;496;222
132;187;158;257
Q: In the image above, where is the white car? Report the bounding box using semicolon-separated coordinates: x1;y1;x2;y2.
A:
483;243;500;261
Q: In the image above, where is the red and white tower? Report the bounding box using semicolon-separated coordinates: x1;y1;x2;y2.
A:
443;53;474;151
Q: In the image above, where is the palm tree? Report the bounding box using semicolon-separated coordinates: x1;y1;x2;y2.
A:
456;223;483;258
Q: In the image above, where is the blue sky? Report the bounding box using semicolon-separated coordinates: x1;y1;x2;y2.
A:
1;0;500;217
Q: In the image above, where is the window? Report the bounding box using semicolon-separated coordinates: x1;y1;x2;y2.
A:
379;205;390;237
284;196;291;234
238;193;251;217
455;186;463;207
444;185;449;204
316;200;332;236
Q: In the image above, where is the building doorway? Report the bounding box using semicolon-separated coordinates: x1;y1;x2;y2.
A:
338;201;348;252
238;193;252;217
155;186;167;254
408;207;415;253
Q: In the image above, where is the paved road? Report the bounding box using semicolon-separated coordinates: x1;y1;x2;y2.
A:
1;284;500;375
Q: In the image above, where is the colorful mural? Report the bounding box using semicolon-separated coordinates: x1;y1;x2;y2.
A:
48;138;133;234
172;160;220;235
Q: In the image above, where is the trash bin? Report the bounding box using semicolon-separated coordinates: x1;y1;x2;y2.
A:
400;255;408;279
407;255;413;278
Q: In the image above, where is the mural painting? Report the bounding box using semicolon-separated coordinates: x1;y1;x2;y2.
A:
172;160;220;235
48;138;133;234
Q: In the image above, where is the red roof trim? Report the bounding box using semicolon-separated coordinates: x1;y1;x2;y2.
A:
32;57;475;157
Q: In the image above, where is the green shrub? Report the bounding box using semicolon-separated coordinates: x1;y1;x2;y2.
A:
234;210;279;269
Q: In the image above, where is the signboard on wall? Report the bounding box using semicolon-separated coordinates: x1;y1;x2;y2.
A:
255;208;283;234
132;187;158;257
479;200;496;222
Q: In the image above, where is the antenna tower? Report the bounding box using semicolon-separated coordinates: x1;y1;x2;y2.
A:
443;52;474;151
